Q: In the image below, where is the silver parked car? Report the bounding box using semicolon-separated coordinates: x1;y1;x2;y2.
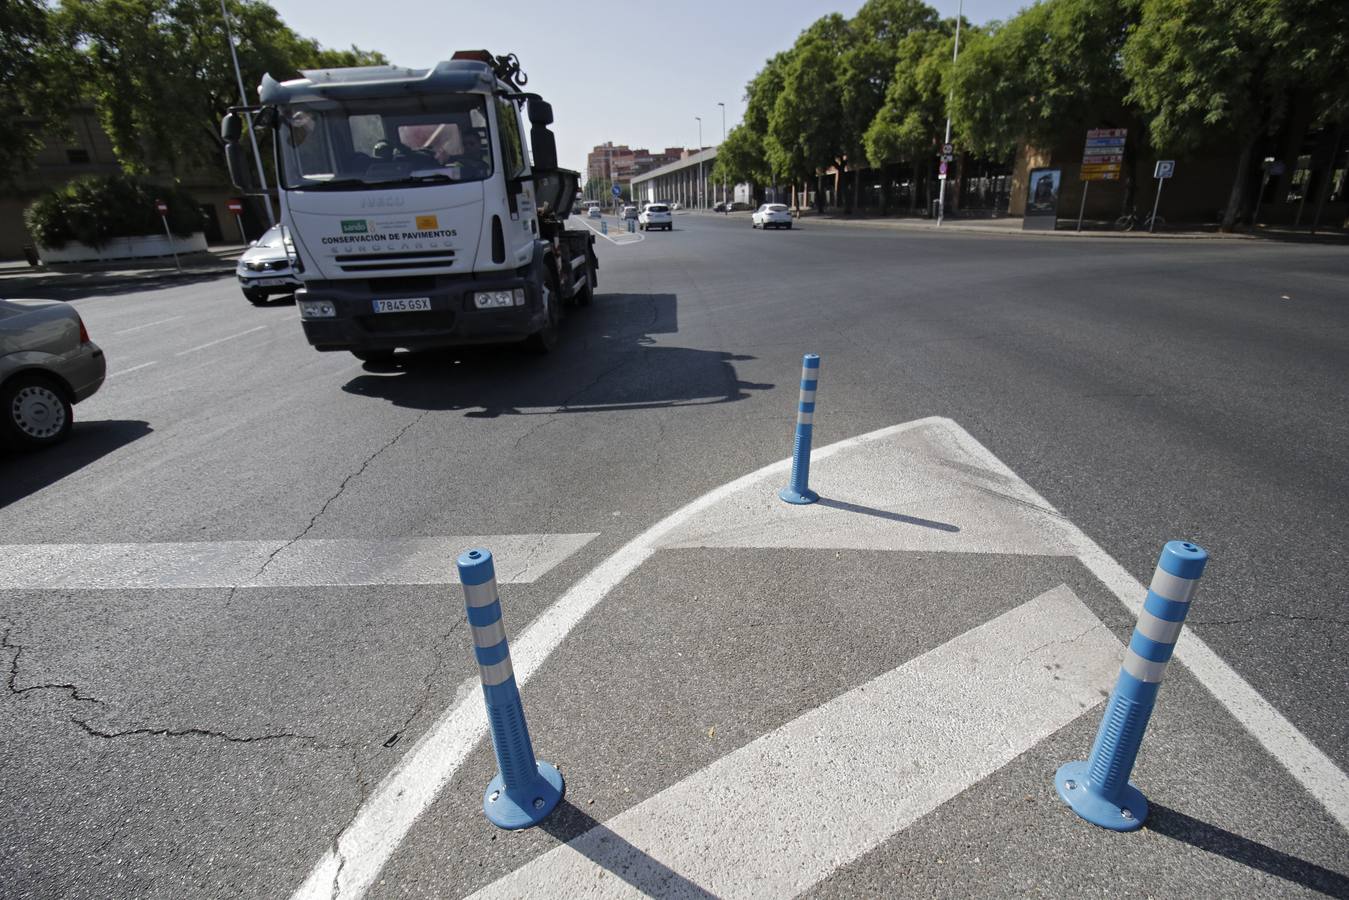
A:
236;225;301;306
0;298;106;450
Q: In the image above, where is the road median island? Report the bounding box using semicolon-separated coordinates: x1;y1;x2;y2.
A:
303;416;1349;898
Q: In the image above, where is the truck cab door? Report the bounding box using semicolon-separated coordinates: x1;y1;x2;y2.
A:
495;98;537;267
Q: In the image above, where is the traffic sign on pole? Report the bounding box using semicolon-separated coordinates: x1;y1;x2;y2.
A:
942;143;954;156
1081;128;1127;182
227;198;243;214
939;160;948;177
611;185;622;198
155;199;169;215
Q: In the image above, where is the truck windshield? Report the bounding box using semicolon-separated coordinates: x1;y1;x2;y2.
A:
279;94;493;189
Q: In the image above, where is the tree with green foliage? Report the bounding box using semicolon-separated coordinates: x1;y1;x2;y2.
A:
1123;0;1348;230
949;0;1136;161
0;0;79;181
864;27;954;210
55;0;387;177
768;35;847;210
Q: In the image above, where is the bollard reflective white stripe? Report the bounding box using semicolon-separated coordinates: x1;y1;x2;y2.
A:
478;657;514;687
1148;566;1198;604
798;412;814;425
1133;609;1186;645
463;580;498;607
472;619;507;648
1121;649;1170;683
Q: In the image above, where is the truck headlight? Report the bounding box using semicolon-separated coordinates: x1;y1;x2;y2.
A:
474;289;525;309
298;299;336;319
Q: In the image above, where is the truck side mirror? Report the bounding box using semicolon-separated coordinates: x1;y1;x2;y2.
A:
527;99;553;126
224;142;256;191
530;126;557;170
221;112;243;143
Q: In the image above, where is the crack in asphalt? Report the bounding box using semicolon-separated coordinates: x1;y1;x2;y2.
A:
382;619;466;750
69;716;333;748
1016;623;1104;666
3;623;104;706
224;410;430;606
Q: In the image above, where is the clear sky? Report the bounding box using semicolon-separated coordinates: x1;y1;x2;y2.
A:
267;0;1028;176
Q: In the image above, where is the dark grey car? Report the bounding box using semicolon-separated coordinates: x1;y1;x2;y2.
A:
0;298;106;450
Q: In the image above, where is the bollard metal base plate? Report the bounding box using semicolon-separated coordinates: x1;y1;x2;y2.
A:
1055;761;1147;832
778;487;819;505
483;761;565;830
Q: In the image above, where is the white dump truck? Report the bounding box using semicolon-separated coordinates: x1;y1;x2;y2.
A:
220;50;597;360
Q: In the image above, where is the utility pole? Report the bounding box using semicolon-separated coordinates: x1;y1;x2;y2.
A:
695;117;704;209
219;0;275;227
936;0;963;227
717;101;726;206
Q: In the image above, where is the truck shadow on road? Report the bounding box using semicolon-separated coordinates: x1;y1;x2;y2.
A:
0;420;152;510
340;293;774;415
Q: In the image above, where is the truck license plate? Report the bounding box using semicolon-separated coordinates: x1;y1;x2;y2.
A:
372;297;431;313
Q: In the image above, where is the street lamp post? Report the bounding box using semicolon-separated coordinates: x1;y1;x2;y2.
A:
937;0;964;227
717;101;726;206
219;0;275;228
695;116;703;210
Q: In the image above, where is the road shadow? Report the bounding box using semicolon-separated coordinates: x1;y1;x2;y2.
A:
815;497;960;532
0;420;152;509
539;799;715;898
1146;803;1349;896
4;270;233;302
341;293;773;415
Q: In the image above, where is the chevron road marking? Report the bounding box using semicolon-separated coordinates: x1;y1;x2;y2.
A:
472;585;1120;899
291;417;1349;900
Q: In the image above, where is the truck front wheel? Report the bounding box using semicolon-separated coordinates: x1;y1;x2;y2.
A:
526;273;561;354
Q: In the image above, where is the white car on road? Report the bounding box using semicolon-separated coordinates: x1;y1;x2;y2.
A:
752;203;793;230
638;203;673;232
236;225;301;306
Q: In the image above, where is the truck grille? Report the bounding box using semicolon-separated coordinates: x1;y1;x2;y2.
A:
334;249;456;273
358;311;457;334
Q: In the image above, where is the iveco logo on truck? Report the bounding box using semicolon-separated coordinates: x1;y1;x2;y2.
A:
219;49;598;363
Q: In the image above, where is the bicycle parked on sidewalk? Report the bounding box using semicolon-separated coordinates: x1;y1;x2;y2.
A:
1114;208;1165;232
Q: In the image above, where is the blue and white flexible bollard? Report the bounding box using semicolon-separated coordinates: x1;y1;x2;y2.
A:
1055;540;1209;831
458;548;564;830
601;220;608;235
779;353;821;504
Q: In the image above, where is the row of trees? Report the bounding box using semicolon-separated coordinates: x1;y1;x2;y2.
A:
3;0;386;184
712;0;1348;228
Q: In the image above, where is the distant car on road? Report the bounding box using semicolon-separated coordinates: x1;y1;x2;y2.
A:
752;203;793;230
236;225;301;306
638;203;673;231
670;202;682;211
587;205;602;219
712;201;728;213
621;205;638;219
0;298;106;450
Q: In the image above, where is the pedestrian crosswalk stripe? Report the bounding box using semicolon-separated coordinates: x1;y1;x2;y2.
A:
0;534;598;590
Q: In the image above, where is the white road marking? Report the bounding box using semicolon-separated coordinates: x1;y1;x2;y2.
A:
0;534;598;590
472;585;1120;900
174;324;267;356
112;315;184;335
107;361;157;378
291;416;1349;900
574;216;645;246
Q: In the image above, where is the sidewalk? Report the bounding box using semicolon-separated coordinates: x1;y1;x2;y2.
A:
0;244;245;295
696;208;1349;243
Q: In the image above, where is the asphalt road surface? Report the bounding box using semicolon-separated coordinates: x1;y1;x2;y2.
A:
2;212;1346;898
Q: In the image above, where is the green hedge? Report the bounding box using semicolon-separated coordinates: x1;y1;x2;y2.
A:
24;175;204;248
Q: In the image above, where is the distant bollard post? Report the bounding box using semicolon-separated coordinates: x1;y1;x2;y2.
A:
601;220;608;235
458;548;564;829
779;353;821;504
1055;540;1209;831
